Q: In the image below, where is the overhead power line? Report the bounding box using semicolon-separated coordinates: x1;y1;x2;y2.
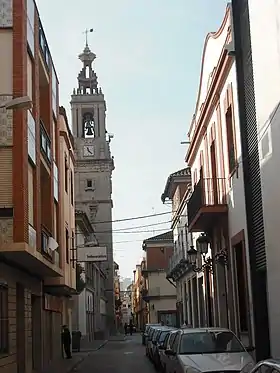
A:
110;220;171;232
94;211;172;224
111;228;168;234
75;220;172;236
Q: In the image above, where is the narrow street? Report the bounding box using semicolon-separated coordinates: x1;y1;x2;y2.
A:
74;334;155;373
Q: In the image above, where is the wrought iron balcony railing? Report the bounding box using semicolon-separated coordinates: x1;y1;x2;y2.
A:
187;177;227;227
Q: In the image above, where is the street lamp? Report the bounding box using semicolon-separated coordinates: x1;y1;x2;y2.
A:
0;96;32;110
187;233;228;273
187;233;212;272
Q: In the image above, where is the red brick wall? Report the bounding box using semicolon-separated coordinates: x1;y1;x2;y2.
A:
12;1;57;250
146;245;173;270
13;0;28;243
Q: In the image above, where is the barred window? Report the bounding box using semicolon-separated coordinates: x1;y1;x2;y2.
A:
0;285;8;353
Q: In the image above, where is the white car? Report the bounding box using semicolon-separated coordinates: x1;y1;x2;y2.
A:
164;327;255;373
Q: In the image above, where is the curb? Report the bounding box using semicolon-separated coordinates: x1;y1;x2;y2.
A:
70;340;108;372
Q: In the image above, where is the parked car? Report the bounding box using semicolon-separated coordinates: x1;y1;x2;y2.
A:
245;359;280;373
159;329;179;373
164;328;255;373
150;328;166;361
142;323;160;345
146;326;164;358
152;328;177;370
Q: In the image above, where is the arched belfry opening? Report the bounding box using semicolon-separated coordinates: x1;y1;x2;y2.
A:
83;111;95;138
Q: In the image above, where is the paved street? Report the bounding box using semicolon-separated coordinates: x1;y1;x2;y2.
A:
74;334;155;373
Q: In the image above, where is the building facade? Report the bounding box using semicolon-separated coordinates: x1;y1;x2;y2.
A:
71;40;115;335
44;107;76;329
185;4;253;349
0;1;76;372
73;210;107;340
161;168;195;327
231;0;280;360
114;262;121;330
141;232;177;326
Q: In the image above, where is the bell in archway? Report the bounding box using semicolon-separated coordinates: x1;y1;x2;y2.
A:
85;120;94;136
85;126;94;136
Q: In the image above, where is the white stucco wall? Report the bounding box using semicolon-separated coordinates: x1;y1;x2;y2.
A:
248;0;280;357
188;6;254;339
189;7;230;140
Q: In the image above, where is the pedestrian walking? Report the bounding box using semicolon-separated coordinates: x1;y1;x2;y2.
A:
61;325;72;359
124;322;128;335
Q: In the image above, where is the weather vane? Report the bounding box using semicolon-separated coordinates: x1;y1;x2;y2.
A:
83;28;94;46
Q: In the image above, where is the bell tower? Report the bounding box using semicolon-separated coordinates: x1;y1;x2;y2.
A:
71;38;115;334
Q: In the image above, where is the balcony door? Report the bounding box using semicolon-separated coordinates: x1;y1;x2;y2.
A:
210;141;218;204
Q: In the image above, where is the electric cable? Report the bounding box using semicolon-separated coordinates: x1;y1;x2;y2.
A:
75;221;172;235
92;210;172;224
107;220;171;232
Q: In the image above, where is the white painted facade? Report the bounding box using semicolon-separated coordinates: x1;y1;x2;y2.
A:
186;5;253;346
248;0;280;357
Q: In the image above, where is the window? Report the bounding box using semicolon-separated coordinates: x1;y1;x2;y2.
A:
64;158;68;193
179;331;245;354
65;228;69;263
52;121;56;161
53;203;57;240
28;111;36;164
39;21;50;70
27;0;35;55
226;106;236;174
52;65;58;117
0;284;8;354
41;230;51;259
28;164;34;226
53;162;58;201
86;179;92;188
27;55;33;102
40;123;51;163
171;333;180;353
70;171;74;205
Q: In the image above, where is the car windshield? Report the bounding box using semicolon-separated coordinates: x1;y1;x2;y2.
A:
153;330;160;341
179;331;245;354
159;331;169;342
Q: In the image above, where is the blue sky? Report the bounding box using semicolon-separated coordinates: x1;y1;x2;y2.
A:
37;0;228;278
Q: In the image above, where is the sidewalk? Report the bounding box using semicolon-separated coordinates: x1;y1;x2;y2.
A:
40;340;108;373
78;339;108;352
109;334;126;341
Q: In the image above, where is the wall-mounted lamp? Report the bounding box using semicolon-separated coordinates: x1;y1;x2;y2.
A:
187;233;228;273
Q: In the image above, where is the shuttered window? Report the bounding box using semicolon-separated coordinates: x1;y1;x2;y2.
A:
28;163;34;226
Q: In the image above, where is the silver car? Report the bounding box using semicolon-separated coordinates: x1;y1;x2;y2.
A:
164;328;254;373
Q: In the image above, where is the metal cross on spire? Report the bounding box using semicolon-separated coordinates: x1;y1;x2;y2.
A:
83;28;94;46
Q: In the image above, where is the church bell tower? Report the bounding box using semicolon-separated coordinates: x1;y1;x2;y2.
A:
71;37;115;333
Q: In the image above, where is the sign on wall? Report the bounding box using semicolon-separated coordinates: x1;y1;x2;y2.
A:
77;246;107;262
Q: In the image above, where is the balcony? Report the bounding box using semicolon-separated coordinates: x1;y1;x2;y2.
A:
187;178;228;232
167;250;190;281
0;222;63;277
